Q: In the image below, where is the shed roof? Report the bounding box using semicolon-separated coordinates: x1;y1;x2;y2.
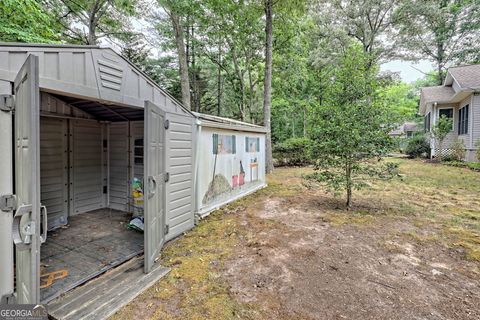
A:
0;42;192;117
448;64;480;89
194;112;268;133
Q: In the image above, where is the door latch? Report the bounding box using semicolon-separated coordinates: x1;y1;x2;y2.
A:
0;95;14;112
12;204;34;250
0;194;17;212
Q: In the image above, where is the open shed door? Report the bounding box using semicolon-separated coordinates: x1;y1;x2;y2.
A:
13;54;43;303
144;101;166;273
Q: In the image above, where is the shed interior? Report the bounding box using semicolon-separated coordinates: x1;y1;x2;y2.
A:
38;92;148;303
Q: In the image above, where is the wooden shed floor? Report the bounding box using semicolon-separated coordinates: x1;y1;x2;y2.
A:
47;256;169;320
40;209;144;303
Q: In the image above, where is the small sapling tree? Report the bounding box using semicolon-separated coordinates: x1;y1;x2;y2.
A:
431;115;453;160
304;45;398;208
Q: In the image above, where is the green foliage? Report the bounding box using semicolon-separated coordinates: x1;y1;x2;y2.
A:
395;0;480;83
273;137;312;166
304;45;398;207
405;134;430;158
379;82;419;121
432;115;453;154
46;0;141;44
0;0;59;43
475;140;480;162
443;161;480;172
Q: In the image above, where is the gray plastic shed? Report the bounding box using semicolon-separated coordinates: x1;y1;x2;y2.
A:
0;43;195;307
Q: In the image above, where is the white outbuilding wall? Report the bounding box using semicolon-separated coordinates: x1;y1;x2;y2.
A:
194;114;267;217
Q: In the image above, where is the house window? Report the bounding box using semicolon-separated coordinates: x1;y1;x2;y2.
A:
439;108;453;119
439;108;453;130
424;112;431;132
458;104;469;135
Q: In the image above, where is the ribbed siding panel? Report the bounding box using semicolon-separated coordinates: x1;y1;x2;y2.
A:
165;114;194;241
71;121;104;215
108;122;129;211
40;117;68;230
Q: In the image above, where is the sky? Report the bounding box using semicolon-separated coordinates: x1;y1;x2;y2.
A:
381;59;434;83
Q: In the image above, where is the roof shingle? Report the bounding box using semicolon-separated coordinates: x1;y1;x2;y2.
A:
449;64;480;89
420;86;456;104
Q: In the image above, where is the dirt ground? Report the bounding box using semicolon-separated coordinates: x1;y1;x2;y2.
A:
112;158;480;320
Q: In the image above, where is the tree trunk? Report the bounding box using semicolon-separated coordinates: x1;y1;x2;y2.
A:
346;162;352;209
263;0;274;174
169;11;191;110
217;39;222;116
303;107;307;137
87;1;100;45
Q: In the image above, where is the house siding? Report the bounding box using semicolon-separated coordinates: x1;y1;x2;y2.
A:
470;94;480;161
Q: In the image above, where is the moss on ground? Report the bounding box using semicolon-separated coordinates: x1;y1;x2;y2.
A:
113;159;480;319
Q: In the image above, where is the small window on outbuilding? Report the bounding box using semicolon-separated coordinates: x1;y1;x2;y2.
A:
212;134;236;154
458;104;469;135
134;139;144;165
245;137;260;152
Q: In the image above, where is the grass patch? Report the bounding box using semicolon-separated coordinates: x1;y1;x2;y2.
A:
324;212;375;226
112;202;258;320
444;226;480;262
113;159;480;319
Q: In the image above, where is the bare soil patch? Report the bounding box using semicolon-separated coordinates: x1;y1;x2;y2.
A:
113;159;480;320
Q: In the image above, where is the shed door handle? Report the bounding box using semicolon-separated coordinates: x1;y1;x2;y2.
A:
12;204;34;251
148;176;157;199
40;205;47;244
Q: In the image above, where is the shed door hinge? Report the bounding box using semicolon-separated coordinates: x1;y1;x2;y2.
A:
0;293;16;305
164;172;170;183
0;194;17;212
164;224;169;235
164;119;170;130
0;95;14;112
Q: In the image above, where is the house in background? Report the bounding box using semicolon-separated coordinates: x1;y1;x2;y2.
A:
419;64;480;161
389;122;420;138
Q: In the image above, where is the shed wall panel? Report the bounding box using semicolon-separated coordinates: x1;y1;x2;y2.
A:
71;120;104;215
165;113;195;240
40;117;68;230
108;122;129;211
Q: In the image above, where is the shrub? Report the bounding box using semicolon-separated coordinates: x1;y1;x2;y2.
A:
443;161;480;172
447;139;466;162
476;140;480;161
273;137;312;166
405;134;430;158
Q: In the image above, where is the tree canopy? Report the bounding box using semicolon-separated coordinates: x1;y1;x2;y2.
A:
2;0;480;171
0;0;60;43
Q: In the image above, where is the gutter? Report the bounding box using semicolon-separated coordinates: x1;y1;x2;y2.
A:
196;119;269;134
